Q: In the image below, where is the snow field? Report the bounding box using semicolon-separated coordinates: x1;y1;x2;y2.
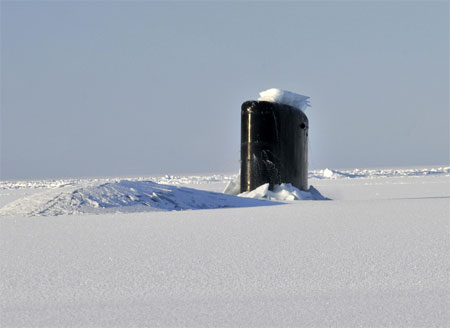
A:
1;166;449;327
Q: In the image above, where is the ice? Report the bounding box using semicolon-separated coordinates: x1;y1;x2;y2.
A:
310;166;450;180
1;167;447;193
238;183;328;201
223;172;327;201
0;180;276;217
1;166;449;327
323;168;334;178
222;173;241;195
258;88;310;111
2;166;449;216
223;171;241;195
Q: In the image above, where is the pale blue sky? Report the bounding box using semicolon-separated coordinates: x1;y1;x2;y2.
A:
1;1;449;180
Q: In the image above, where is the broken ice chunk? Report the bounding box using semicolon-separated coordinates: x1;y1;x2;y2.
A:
258;88;310;112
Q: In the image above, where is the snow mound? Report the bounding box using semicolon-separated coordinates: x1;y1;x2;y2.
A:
258;88;310;111
239;183;328;201
0;180;277;217
223;173;328;201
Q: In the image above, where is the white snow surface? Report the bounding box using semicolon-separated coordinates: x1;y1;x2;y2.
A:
1;166;449;327
258;88;310;111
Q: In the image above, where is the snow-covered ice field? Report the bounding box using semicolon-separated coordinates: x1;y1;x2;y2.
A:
1;166;449;327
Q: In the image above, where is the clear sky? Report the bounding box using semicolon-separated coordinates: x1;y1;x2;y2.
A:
1;1;449;180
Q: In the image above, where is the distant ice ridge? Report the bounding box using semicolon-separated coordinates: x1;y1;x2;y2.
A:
0;167;448;191
258;88;310;112
0;174;237;191
239;183;328;201
0;166;448;216
313;166;450;179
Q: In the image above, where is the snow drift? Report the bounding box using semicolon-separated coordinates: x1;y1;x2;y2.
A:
0;180;278;217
